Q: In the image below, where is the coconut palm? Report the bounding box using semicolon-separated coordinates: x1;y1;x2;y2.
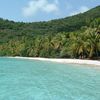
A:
85;27;100;59
69;32;85;58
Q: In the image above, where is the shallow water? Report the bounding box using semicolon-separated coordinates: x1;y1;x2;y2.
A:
0;58;100;100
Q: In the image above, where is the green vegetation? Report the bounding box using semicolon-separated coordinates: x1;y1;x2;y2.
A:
0;6;100;59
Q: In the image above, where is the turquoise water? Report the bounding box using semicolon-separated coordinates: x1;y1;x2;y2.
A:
0;58;100;100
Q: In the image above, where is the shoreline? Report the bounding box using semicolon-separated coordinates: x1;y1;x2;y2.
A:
5;56;100;66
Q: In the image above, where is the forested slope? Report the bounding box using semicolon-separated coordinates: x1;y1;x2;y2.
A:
0;6;100;59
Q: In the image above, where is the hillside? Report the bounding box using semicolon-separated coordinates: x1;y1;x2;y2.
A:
0;6;100;58
0;6;100;39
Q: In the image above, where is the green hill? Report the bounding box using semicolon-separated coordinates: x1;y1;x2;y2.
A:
0;6;100;36
0;6;100;58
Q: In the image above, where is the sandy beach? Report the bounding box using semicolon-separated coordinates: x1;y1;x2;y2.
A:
7;57;100;66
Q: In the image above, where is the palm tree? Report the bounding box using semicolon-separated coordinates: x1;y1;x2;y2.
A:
69;32;85;58
85;27;100;59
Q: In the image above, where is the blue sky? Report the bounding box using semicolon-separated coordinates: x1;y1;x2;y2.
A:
0;0;99;22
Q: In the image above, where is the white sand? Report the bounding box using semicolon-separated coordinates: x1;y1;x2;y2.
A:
8;57;100;66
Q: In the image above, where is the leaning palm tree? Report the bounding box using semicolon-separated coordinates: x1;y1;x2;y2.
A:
69;32;85;58
84;27;100;59
69;26;100;59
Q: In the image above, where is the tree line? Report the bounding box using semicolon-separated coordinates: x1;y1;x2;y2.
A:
0;24;99;59
0;6;100;59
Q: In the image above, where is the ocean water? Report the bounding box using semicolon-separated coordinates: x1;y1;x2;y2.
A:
0;58;100;100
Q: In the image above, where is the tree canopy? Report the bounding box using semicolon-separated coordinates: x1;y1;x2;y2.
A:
0;6;100;59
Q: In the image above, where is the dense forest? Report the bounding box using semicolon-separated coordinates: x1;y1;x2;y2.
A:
0;6;100;59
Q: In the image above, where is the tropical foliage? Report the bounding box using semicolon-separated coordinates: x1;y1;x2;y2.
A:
0;6;100;59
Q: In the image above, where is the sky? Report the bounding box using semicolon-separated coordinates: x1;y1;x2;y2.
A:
0;0;99;22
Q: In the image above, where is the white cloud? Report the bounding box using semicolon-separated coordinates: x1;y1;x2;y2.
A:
70;6;89;16
22;0;59;17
